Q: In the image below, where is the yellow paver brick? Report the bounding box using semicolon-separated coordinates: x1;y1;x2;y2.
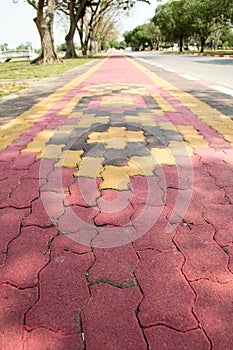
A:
105;139;127;149
22;141;45;154
39;144;65;160
99;165;130;190
58;94;82;116
127;156;155;176
22;130;55;154
126;131;145;142
152;93;176;112
68;111;85;119
100;96;134;106
150;148;176;166
176;125;209;148
108;127;126;137
95;116;109;124
87;132;109;143
76;120;94;128
125;113;163;126
57;125;77;133
168;141;193;156
124;115;140;124
184;135;209;148
74;157;104;178
157;122;175;130
54;150;83;168
128;56;233;146
0;58;107;152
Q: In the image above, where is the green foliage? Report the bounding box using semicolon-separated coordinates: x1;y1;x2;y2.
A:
0;43;9;51
151;0;233;52
153;0;195;52
123;23;156;50
57;43;67;52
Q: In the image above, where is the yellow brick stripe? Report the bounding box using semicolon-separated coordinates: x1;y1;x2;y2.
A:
0;58;107;151
128;56;233;146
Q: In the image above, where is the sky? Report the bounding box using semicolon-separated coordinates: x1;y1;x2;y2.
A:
0;0;159;49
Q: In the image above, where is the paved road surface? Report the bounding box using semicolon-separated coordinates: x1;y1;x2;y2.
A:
0;54;233;349
128;51;233;94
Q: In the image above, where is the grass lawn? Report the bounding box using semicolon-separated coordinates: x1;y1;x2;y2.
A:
0;57;96;97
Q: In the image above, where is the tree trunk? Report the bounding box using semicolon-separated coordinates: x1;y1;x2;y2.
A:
200;37;206;53
31;0;62;64
65;27;78;59
179;36;183;53
64;0;89;58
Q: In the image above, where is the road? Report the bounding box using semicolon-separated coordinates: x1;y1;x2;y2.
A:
126;51;233;95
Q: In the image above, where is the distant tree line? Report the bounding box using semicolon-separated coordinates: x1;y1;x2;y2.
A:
123;0;233;53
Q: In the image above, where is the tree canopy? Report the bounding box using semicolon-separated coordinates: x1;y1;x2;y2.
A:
152;0;233;52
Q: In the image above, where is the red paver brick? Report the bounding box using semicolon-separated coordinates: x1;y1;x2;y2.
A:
92;225;138;248
0;170;27;204
165;188;206;226
205;163;233;188
23;159;55;180
10;152;38;170
2;178;40;208
41;167;74;192
88;244;138;284
203;203;233;245
133;207;175;251
0;284;37;350
144;326;210;350
135;249;197;330
97;189;132;211
66;177;101;207
11;134;34;148
24;328;82;350
40;191;65;223
228;245;233;273
23;126;42;136
175;225;232;282
130;176;164;206
23;197;53;227
0;162;11;180
50;233;91;254
0;146;20;162
0;226;57;288
82;284;147;350
0;207;28;264
26;250;93;333
58;206;98;233
156;165;178;189
193;175;227;205
178;200;205;226
132;203;168;237
192;279;233;348
95;201;134;227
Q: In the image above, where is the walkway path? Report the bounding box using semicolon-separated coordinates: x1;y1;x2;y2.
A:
0;54;233;350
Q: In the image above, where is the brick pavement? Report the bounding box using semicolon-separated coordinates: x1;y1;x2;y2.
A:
0;54;233;349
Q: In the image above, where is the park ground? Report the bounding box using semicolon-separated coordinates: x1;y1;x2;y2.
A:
0;53;233;349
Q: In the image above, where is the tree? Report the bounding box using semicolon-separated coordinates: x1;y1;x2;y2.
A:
57;0;89;58
0;43;9;51
153;0;192;53
58;0;150;58
77;0;120;55
26;0;62;64
188;0;233;52
123;23;154;50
